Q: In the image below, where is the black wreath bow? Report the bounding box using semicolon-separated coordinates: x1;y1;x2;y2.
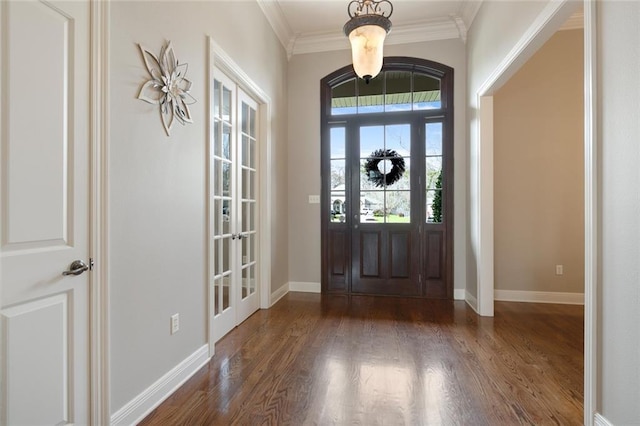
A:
364;149;406;188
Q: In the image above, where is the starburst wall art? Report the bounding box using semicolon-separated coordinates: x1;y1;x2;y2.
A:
137;41;196;136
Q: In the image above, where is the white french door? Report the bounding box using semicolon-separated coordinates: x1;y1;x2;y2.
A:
0;0;92;424
211;69;260;343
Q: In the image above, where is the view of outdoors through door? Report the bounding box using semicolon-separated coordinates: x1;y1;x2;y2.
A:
321;59;453;298
211;69;259;343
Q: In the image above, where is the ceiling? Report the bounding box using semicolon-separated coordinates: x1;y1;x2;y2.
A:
257;0;484;58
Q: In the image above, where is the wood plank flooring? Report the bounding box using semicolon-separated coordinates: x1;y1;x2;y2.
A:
140;293;584;425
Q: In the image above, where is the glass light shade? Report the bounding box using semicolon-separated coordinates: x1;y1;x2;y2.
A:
348;24;387;81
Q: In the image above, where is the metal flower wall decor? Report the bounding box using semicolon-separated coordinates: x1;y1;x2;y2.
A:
137;41;196;136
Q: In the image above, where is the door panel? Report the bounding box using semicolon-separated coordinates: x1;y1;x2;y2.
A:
236;90;259;323
390;231;411;278
1;1;90;424
211;72;236;342
360;231;381;277
351;122;421;296
211;71;259;342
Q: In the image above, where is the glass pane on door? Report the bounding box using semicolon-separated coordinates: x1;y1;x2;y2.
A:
330;127;347;223
212;77;235;317
359;124;411;223
240;99;257;300
425;122;443;223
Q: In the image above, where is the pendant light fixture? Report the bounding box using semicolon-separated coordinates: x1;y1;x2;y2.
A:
343;0;393;84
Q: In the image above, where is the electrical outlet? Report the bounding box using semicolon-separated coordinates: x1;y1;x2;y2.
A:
171;313;180;334
555;265;564;275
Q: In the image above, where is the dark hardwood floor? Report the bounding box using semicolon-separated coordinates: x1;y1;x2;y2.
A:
140;293;584;425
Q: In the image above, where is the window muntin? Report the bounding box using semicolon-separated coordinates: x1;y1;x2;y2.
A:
359;124;411;224
331;71;441;115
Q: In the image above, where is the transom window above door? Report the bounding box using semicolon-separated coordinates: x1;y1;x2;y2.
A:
331;71;441;115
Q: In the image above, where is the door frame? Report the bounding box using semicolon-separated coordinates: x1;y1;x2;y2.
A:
208;38;273;357
90;0;110;423
0;0;109;422
472;0;596;423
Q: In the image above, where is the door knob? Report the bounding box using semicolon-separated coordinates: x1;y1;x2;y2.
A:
62;260;89;276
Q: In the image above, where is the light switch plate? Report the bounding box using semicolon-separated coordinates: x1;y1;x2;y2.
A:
308;195;320;204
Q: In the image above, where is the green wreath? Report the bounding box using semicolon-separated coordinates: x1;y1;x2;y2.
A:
364;149;406;188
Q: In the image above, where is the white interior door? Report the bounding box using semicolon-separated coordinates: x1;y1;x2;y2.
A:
236;90;259;323
211;71;237;342
210;69;259;343
0;1;91;424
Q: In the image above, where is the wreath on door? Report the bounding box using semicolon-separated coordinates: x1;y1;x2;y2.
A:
364;149;406;188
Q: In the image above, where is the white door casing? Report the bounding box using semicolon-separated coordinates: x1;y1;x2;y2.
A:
0;1;92;424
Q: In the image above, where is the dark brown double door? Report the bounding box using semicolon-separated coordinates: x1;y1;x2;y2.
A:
323;115;452;298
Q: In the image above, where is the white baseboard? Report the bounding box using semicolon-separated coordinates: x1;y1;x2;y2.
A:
289;281;321;293
594;412;614;426
270;283;289;306
453;289;465;300
111;344;210;426
494;290;584;305
465;290;479;313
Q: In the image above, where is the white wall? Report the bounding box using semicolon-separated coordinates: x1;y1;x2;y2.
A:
597;1;640;423
108;1;288;413
465;1;553;301
287;39;467;292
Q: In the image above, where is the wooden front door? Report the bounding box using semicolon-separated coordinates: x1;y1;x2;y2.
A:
321;58;453;298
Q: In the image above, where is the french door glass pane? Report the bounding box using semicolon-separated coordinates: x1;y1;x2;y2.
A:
360;191;384;221
425;122;443;223
213;277;220;315
241;102;249;134
426;157;442;189
222;276;230;310
222;87;232;121
214;80;221;118
330;127;346;159
386;191;411;222
222;162;231;195
426;189;443;223
385;124;411;155
360;126;383;157
331;160;346;190
222;124;231;160
242;135;249;166
331;191;346;222
359;124;411;224
249;108;256;137
222;200;230;233
426;123;443;155
214;122;221;157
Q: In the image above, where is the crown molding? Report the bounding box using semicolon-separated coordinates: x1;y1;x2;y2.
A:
256;0;295;58
257;1;471;58
292;16;462;56
458;0;483;32
559;10;584;31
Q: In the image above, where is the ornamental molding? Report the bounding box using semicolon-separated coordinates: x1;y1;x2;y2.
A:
257;0;484;58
